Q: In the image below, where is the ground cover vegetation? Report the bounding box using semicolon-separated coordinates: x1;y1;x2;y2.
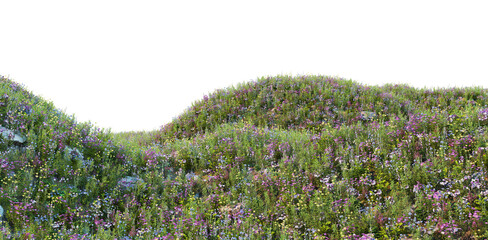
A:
0;74;487;239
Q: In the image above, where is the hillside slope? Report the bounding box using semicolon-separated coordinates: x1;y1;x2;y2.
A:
0;76;144;239
1;75;488;239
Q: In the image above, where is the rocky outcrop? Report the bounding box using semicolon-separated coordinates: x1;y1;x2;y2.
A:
0;125;26;144
0;205;4;223
64;146;90;168
185;172;199;182
65;147;83;160
360;111;376;121
116;176;144;192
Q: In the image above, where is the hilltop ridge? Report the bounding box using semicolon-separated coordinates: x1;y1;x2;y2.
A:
156;74;487;142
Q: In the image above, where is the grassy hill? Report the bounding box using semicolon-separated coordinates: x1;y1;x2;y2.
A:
1;75;487;239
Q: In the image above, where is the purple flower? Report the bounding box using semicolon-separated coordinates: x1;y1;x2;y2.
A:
478;108;488;122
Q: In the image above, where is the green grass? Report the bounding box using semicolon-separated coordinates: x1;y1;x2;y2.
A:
1;74;487;239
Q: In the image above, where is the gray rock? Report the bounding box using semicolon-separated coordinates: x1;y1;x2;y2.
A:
0;125;26;144
117;176;144;192
185;172;199;181
64;147;90;168
0;205;4;221
164;167;176;180
65;147;83;162
360;111;376;121
65;147;83;159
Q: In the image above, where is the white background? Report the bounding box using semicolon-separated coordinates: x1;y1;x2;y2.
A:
1;1;487;132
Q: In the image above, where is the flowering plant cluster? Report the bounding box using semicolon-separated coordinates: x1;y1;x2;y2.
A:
0;75;487;239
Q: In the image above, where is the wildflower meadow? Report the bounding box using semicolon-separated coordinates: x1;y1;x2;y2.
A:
0;75;487;239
